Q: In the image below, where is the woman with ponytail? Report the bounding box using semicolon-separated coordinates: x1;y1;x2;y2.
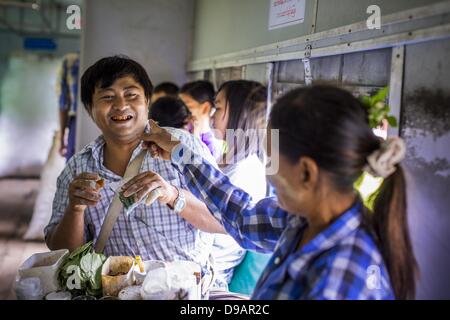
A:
143;85;418;300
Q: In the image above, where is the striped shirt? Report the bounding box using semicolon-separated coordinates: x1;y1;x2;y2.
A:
170;142;395;299
44;127;217;272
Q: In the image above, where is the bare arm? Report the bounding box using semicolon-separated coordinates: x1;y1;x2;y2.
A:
46;173;102;252
172;188;226;234
47;206;85;252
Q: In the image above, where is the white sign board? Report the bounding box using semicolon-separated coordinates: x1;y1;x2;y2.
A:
268;0;306;30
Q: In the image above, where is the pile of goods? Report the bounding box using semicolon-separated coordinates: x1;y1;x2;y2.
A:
16;242;203;300
57;241;106;297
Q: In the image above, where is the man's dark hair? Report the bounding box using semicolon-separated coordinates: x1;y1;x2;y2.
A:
153;82;179;97
80;55;153;113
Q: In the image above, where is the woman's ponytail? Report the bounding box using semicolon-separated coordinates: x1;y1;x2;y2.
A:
372;165;418;299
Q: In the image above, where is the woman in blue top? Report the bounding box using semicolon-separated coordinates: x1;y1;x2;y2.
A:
142;85;418;300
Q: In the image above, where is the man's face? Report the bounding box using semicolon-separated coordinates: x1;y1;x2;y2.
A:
90;76;149;143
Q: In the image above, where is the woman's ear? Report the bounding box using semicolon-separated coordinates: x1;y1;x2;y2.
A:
297;157;319;190
200;101;212;116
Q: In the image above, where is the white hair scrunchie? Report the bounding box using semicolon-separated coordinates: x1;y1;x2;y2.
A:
365;137;406;178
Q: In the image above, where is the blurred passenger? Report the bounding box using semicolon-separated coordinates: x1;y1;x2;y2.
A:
151;81;179;103
210;80;272;294
179;81;223;159
57;52;80;161
149;96;194;133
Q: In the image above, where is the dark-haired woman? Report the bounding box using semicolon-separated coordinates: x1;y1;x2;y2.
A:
179;81;223;159
211;80;272;294
143;85;417;300
149;96;194;133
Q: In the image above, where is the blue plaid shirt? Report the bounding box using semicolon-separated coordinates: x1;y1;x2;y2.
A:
170;143;395;300
45;128;216;272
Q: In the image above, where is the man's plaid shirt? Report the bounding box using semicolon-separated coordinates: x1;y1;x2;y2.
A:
45;128;217;271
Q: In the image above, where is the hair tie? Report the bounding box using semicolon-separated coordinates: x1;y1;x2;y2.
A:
365;137;406;178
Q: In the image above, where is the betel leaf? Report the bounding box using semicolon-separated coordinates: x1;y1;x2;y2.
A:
80;253;104;275
67;241;93;260
359;87;398;129
57;241;106;297
370;87;389;105
387;115;398;128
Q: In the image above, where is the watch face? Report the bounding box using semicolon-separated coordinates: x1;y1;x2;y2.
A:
174;191;186;212
174;198;186;212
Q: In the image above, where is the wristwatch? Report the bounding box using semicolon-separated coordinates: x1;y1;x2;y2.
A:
169;185;186;214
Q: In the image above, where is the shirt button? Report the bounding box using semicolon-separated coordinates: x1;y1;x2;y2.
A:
274;257;281;265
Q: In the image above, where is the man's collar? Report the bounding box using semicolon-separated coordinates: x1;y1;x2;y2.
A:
82;122;150;165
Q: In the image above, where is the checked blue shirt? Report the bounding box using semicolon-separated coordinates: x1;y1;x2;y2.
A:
170;143;395;300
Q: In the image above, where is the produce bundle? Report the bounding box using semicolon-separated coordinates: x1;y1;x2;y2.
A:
57;241;106;297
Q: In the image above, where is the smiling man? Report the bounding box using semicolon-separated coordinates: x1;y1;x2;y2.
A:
45;56;224;274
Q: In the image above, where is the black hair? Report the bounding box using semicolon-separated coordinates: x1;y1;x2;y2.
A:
148;96;191;129
80;55;153;113
180;80;215;107
217;80;267;132
153;82;179;97
269;85;418;299
217;80;267;164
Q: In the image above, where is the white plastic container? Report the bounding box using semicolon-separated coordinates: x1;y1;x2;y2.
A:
17;249;69;295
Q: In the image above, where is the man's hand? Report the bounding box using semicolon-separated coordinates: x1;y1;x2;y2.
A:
68;173;103;212
121;171;178;207
142;119;181;160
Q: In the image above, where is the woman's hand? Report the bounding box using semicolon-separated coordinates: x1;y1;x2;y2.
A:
121;171;178;207
142;119;181;160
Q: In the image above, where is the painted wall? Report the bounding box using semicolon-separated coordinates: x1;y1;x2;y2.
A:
192;0;443;60
0;32;80;177
76;0;194;151
401;38;450;299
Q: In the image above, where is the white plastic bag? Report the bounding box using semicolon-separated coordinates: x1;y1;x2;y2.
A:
134;260;166;285
15;277;44;300
23;130;66;240
140;261;201;300
17;249;69;295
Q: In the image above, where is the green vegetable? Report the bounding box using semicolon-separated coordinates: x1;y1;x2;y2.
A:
355;87;394;210
360;87;398;129
58;241;106;297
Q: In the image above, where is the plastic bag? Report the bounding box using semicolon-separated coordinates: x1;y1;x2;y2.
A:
140;261;201;300
15;277;44;300
109;179;162;215
18;249;69;295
